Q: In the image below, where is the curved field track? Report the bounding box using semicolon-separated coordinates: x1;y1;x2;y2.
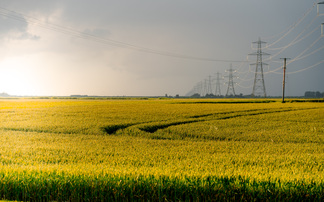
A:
0;98;323;201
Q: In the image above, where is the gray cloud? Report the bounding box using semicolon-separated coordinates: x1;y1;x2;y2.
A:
82;28;111;38
0;0;322;96
0;11;40;41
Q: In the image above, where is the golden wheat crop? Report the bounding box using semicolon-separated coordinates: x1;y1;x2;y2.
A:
0;98;323;200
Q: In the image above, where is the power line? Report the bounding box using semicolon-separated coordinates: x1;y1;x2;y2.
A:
266;25;320;51
265;3;317;48
206;75;213;95
236;83;253;89
237;76;254;82
261;57;324;75
249;38;269;97
288;35;323;63
0;6;247;63
214;72;222;96
291;43;324;61
2;5;323;97
265;16;320;62
225;64;236;97
287;60;324;74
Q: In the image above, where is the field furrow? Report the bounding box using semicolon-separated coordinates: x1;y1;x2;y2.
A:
0;98;322;200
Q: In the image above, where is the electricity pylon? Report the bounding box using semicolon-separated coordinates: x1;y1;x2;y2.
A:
207;75;213;95
202;79;208;96
225;64;236;97
249;37;269;97
318;1;324;16
214;72;222;96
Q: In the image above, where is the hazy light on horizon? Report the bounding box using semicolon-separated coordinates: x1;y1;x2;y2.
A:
0;0;322;97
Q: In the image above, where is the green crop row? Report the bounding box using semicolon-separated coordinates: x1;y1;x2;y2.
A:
0;98;323;200
0;172;322;201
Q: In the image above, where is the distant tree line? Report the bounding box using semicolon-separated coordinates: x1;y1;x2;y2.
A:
190;93;245;98
0;92;9;97
304;91;324;98
191;92;324;99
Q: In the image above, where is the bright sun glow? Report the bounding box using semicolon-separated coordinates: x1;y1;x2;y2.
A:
0;57;38;96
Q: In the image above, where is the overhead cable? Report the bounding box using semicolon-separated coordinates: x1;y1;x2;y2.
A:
291;44;324;62
287;60;324;74
265;16;320;61
266;26;320;51
0;6;247;63
261;58;324;76
236;83;253;89
288;36;322;64
237;76;254;82
265;3;316;48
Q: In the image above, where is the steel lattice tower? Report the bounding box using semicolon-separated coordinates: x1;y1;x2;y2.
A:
202;79;208;96
249;38;269;97
225;64;236;97
214;72;222;96
207;75;213;95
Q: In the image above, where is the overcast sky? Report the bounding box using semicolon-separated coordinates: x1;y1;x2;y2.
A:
0;0;323;96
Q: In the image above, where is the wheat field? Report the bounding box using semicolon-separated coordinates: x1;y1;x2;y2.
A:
0;98;323;200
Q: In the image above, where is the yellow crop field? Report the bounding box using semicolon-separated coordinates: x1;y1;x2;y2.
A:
0;98;323;200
